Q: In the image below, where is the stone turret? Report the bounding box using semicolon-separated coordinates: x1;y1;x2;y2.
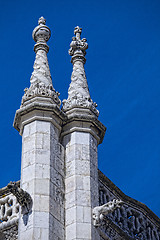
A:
13;17;65;240
62;27;106;240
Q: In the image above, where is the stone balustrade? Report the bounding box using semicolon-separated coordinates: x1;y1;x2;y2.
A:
98;170;160;240
0;193;19;230
0;184;19;240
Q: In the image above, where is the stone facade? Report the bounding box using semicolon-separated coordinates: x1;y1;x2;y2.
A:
0;17;160;240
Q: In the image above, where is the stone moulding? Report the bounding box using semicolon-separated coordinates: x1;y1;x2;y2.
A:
62;115;106;144
13;100;66;135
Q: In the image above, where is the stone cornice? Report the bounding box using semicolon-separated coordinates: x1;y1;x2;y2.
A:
98;170;160;227
62;112;106;144
13;100;67;135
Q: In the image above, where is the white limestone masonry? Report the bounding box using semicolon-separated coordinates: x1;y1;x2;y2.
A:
13;17;65;240
13;19;106;240
19;120;65;240
63;131;100;240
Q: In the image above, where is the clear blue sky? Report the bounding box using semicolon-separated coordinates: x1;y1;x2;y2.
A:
0;0;160;217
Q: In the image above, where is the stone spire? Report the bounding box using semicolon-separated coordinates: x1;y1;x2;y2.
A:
21;16;60;107
62;26;99;117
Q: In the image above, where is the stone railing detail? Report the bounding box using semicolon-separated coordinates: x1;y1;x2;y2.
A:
0;194;19;231
98;170;160;240
0;224;18;240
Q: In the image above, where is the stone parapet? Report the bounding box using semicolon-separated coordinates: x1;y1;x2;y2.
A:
98;170;160;240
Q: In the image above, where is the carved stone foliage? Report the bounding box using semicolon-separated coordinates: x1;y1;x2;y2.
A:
98;179;160;240
21;83;61;107
7;182;32;215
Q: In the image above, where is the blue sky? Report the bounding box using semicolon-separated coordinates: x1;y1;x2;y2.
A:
0;0;160;217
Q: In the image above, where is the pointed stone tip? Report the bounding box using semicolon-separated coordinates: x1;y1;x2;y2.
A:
38;16;46;25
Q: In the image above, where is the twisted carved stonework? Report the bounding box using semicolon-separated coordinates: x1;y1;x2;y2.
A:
62;26;99;116
21;17;61;107
93;199;123;227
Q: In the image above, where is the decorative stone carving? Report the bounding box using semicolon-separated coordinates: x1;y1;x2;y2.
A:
68;26;88;63
7;182;32;215
21;83;61;106
93;199;123;227
0;194;19;231
62;26;99;117
21;16;61;107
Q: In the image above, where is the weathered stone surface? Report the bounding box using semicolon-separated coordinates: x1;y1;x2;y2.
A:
63;131;100;240
18;120;65;240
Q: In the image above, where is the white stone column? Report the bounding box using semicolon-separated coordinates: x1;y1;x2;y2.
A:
62;26;106;240
13;17;66;240
17;118;65;240
63;130;100;240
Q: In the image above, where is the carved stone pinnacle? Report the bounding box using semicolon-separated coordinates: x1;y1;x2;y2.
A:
20;17;61;107
62;26;99;117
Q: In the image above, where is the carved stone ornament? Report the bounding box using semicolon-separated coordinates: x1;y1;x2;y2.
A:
62;26;99;117
68;26;88;64
21;16;61;107
93;199;123;227
7;182;32;215
21;83;61;107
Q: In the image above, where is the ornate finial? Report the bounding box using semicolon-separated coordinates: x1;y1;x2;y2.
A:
69;26;88;64
32;16;51;53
